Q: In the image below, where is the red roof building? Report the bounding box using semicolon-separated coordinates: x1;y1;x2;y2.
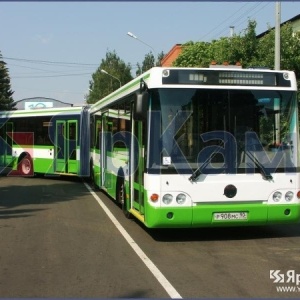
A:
161;44;182;67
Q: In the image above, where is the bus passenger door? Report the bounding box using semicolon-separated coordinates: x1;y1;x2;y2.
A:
130;120;145;214
54;120;78;174
100;113;110;188
0;122;13;168
67;121;78;173
55;121;66;172
92;116;102;187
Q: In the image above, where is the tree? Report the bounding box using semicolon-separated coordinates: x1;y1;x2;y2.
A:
255;22;300;79
0;51;15;110
156;51;165;66
256;22;300;110
173;18;300;79
173;20;259;68
135;52;155;76
135;51;165;76
173;41;209;67
85;50;133;104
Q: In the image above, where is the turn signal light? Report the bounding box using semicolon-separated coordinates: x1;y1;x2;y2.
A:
150;193;159;202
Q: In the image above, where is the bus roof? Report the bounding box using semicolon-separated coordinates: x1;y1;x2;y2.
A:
0;106;86;119
89;67;297;114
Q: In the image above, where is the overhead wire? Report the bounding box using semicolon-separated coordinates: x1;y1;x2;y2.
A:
13;73;93;79
3;56;139;79
199;2;272;41
232;2;272;34
211;2;264;39
213;2;272;39
199;2;251;41
3;56;99;67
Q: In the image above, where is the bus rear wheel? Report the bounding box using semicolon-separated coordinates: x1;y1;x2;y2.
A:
18;155;33;176
89;161;96;188
117;182;131;219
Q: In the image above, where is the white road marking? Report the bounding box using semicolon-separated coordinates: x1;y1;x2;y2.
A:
84;182;182;299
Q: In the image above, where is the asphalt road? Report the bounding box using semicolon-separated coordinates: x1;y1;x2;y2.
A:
1;175;300;298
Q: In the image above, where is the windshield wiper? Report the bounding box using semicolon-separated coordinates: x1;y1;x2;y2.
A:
189;142;224;182
189;168;202;182
245;150;273;181
189;149;273;182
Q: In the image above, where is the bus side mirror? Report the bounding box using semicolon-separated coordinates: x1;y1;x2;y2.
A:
134;91;149;121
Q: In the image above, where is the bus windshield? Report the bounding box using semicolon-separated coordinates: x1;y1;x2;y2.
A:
148;88;298;175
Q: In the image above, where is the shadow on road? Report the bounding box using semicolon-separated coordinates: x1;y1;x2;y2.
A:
0;175;88;220
145;224;300;242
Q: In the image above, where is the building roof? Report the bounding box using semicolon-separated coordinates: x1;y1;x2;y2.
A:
256;13;300;38
161;44;183;67
14;97;74;110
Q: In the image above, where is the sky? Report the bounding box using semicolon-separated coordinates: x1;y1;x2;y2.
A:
0;1;299;106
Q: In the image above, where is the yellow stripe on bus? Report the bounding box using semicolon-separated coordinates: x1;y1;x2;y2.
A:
129;208;145;223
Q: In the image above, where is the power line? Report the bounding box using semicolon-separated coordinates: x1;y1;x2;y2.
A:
232;2;271;33
8;63;94;75
4;56;140;79
3;56;99;67
212;2;271;39
199;2;251;41
199;2;272;41
13;72;92;79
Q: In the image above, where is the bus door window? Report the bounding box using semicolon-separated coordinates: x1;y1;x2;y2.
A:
92;115;102;150
129;95;146;214
67;121;78;173
101;113;113;188
54;121;66;172
68;121;77;160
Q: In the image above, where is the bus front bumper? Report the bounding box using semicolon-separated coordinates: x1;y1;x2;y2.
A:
144;203;300;228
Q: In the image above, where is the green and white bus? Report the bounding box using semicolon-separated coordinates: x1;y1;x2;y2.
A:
90;66;300;228
0;106;90;177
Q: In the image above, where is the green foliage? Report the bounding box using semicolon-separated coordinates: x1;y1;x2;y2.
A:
173;19;300;77
140;52;155;75
85;50;133;104
256;23;300;77
136;51;165;76
0;51;15;110
174;21;260;67
156;51;165;66
173;41;211;67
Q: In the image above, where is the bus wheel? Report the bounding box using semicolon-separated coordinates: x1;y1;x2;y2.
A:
19;155;33;176
89;161;95;186
118;182;131;219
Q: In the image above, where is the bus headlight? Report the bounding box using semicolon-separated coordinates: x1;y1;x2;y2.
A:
285;191;294;202
273;191;282;202
162;194;173;205
176;193;186;204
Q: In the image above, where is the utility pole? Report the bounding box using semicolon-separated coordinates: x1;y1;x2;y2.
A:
274;2;281;145
274;2;281;70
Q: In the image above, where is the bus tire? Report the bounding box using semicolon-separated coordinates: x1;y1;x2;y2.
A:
18;154;33;176
89;160;95;186
117;181;132;219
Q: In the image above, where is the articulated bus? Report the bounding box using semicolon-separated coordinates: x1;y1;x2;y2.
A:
89;67;300;228
0;106;90;177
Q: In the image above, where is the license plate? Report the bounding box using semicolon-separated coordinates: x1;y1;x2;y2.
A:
213;212;248;221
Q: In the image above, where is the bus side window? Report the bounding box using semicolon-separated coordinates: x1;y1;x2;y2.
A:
95;117;102;150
